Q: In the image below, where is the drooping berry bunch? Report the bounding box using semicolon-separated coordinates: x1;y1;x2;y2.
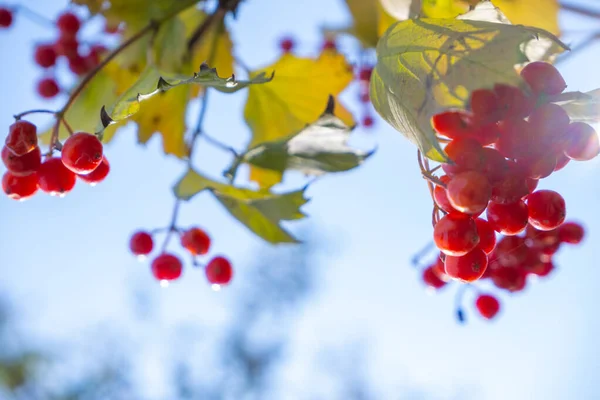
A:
128;226;234;288
418;61;598;321
2;120;109;200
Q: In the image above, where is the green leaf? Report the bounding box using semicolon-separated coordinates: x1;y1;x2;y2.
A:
173;170;309;244
98;64;274;131
240;96;372;176
370;7;568;162
555;89;600;123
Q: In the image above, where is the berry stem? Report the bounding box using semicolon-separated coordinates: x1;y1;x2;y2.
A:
161;199;182;252
561;2;600;19
61;118;74;136
13;109;57;120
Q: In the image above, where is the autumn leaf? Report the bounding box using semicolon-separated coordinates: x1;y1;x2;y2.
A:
243;51;354;188
556;89;600;123
173;169;309;244
482;0;560;36
370;4;568;162
422;0;466;19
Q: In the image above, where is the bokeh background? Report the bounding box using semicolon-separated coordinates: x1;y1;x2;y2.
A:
1;1;600;399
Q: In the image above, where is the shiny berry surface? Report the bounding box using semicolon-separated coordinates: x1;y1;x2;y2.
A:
77;156;110;185
181;227;211;256
486;200;529;236
526;190;566;231
444;247;488;282
205;256;233;285
37;157;77;196
151;253;183;281
520;61;567;95
2;172;38;200
37;78;60;98
475;218;496;254
446;171;492;215
34;44;57;68
61;132;103;174
129;231;154;256
6;120;38;156
475;294;500;319
2;145;41;176
433;213;480;256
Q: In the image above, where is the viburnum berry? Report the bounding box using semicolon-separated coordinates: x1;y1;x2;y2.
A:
181;227;211;256
362;115;374;128
496;118;532;159
2;145;41;176
68;55;90;76
358;67;372;82
321;38;337;51
446;171;491;215
2;172;38;201
526;190;566;231
558;222;585;245
444;246;488;282
432;111;474;140
56;12;80;37
469;88;502;123
480;147;509;184
491;266;527;292
486;200;529;235
520;61;566;96
279;37;294;52
475;294;500;319
54;35;79;58
493;84;535;119
34;44;58;68
431;255;447;279
527;103;571;152
528;261;554;277
433;175;457;214
422;265;446;290
0;7;12;28
563;122;600;161
475;218;496;254
359;91;370;103
554;153;570;172
442;138;485;176
517;154;557;180
77;156;110;186
525;224;559;249
490;162;530;204
433;213;480;256
37;78;60;99
61;132;103;174
37;157;77;196
494;236;528;268
151;253;183;281
5;120;38;156
205;256;233;285
129;231;154;256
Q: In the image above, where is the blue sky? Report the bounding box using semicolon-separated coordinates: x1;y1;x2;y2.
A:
1;0;600;399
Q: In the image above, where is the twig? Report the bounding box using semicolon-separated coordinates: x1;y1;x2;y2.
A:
13;109;56;120
561;2;600;19
61;118;74;136
161;200;182;252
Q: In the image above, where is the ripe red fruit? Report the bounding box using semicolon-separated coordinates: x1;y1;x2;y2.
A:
495;236;528;268
1;146;41;176
529;261;554;277
442;138;485;175
280;37;294;52
56;12;80;37
486;200;528;235
446;171;491;215
491;266;527;292
432;111;474;140
517;154;557;180
37;157;77;196
358;67;372;82
433;175;457;214
433;213;480;256
564;122;600;161
475;218;496;254
444;247;488;282
528;103;571;151
2;172;38;200
493;84;535;119
6;120;38;156
34;44;58;68
37;78;60;98
475;294;500;319
558;222;585;245
68;54;90;76
526;190;566;231
496;118;534;159
470;89;502;122
554;153;570;172
151;253;183;281
480;147;509;183
0;8;12;28
490;175;529;205
520;61;566;96
77;156;110;185
422;265;447;289
362;115;374;127
61;132;103;174
129;231;154;256
525;224;559;248
181;227;211;256
205;256;233;285
322;39;337;51
54;35;79;58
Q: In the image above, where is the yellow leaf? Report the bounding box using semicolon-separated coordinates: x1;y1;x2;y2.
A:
244;52;354;188
491;0;560;36
345;0;380;47
422;0;466;18
377;1;400;37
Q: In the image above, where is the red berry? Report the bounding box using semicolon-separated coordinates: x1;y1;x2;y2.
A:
528;103;571;152
554;153;570;171
444;247;488;282
359;91;370;103
433;213;480;256
2;171;38;200
526;190;566;231
528;261;554;277
61;132;103;174
470;89;502;123
0;8;12;28
520;61;566;96
280;37;294;52
496;118;535;159
493;84;535;119
564;122;599;161
431;255;447;278
180;227;211;256
432;111;474;140
422;265;447;289
433;175;457;214
362;115;374;128
129;231;154;256
558;222;585;245
486;200;528;235
495;236;528;268
68;54;89;76
151;253;183;281
322;39;337;51
205;256;233;285
37;157;77;196
77;156;110;185
358;67;372;82
480;147;509;183
104;21;120;34
56;12;80;37
475;294;500;319
442;138;485;176
1;145;41;176
491;266;527;292
525;224;559;249
86;44;107;67
470;123;501;146
5;120;38;156
34;44;57;68
517;154;556;180
37;78;60;98
446;171;491;215
54;35;79;58
475;218;496;254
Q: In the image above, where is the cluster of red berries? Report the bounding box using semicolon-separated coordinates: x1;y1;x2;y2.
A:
2;120;109;200
128;228;233;288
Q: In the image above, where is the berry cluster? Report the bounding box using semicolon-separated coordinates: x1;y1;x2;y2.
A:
419;61;598;321
128;227;233;288
2;120;109;200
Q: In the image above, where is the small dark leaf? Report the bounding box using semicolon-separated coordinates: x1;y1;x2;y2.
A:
99;105;114;128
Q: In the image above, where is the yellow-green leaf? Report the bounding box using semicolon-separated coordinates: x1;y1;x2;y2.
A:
557;89;600;123
370;10;568;162
482;0;560;36
422;0;466;19
173;169;308;244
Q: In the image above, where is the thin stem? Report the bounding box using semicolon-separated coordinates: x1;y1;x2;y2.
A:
14;4;55;28
203;133;239;156
13;109;56;120
61;118;74;136
186;9;224;52
561;2;600;19
161;200;182;252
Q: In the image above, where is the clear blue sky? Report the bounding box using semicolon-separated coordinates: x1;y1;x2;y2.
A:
1;0;600;399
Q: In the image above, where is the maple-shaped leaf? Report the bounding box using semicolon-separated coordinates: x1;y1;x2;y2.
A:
173;170;308;244
238;96;372;177
555;89;600;123
370;5;568;162
243;51;355;188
